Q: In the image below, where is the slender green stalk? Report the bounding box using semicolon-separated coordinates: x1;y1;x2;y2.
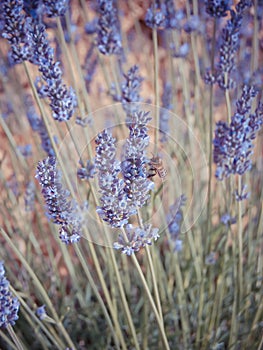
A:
237;176;243;306
153;28;160;154
130;252;170;350
6;325;25;350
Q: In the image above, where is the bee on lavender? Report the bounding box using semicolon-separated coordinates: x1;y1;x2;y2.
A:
147;155;167;180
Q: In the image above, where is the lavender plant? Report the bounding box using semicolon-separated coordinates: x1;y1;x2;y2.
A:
0;1;262;349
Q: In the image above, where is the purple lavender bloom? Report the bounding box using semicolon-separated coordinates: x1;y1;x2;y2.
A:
95;130;134;228
234;184;250;201
36;305;47;320
160;82;173;142
213;85;263;180
25;181;36;212
0;261;20;328
85;18;98;35
122;111;154;209
96;0;122;56
145;1;166;29
166;195;186;252
170;42;189;58
205;1;252;90
25;95;55;157
83;44;98;93
42;0;69;17
36;157;86;243
1;0;29;64
205;0;230;18
77;160;96;181
113;224;160;256
111;65;143;119
163;0;179;29
17;144;32;157
24;19;76;122
221;213;236;225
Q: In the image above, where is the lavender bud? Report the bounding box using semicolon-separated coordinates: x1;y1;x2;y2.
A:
36;305;47;320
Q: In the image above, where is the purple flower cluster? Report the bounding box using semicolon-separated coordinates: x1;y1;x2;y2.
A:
122;111;154;209
95;130;134;228
1;0;28;64
213;85;263;180
42;0;69;18
120;65;143;118
25;95;55;157
0;261;20;328
205;0;230;18
205;0;252;90
166;195;186;252
96;0;122;56
77;160;96;181
113;224;160;256
24;19;76;122
145;1;166;29
35;157;87;243
1;1;76;122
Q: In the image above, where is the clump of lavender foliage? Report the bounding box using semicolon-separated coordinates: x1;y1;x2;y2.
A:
213;85;263;180
35;157;87;243
0;261;20;328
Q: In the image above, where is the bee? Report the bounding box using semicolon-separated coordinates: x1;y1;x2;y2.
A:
147;155;167;180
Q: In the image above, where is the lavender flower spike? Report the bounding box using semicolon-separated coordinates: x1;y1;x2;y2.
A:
95;129;134;228
213;85;263;180
0;261;20;328
36;157;86;243
96;0;122;56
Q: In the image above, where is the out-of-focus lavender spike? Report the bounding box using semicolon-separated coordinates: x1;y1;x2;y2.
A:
95;129;134;228
25;95;55;157
17;144;32;158
160;82;173;143
25;181;36;212
117;65;143;119
205;0;230;18
35;157;87;243
207;1;252;90
163;0;179;29
77;160;96;181
213;85;263;180
113;224;160;256
170;42;189;58
166;194;186;252
234;184;250;201
0;261;20;328
145;1;166;29
83;44;98;93
85;18;98;35
42;0;69;17
221;213;237;225
96;0;122;56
